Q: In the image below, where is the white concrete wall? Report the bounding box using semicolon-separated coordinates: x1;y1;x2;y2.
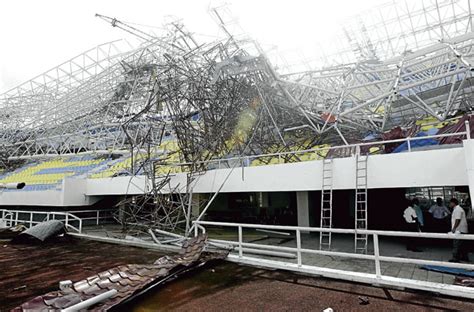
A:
168;146;467;193
86;176;149;196
1;144;470;207
0;177;101;207
62;177;100;206
84;145;468;196
0;189;63;206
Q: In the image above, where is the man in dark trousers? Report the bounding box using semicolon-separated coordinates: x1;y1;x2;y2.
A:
449;198;469;262
429;197;450;232
403;198;422;252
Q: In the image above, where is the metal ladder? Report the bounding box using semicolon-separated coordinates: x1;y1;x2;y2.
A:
355;152;368;254
320;158;333;250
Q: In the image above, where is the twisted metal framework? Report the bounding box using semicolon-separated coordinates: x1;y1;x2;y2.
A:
288;33;474;138
313;0;474;66
0;0;474;161
115;172;198;232
1;0;474;162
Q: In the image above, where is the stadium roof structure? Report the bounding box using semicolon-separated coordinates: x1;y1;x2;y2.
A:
1;0;474;162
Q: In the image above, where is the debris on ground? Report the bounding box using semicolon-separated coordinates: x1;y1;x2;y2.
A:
455;276;474;287
13;285;26;291
12;220;64;243
358;296;370;305
0;224;26;239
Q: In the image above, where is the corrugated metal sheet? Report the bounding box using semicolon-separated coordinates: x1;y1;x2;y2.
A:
14;220;64;242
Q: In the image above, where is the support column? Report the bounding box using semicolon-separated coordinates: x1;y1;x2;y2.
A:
117;196;127;225
296;191;310;228
463;140;474;210
261;192;269;208
190;193;201;219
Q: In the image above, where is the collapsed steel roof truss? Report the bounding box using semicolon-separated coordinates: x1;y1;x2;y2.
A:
1;1;474;160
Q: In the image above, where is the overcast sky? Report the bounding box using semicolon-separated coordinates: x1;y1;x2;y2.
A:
0;0;381;93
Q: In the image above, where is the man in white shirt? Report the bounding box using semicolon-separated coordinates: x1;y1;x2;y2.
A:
429;197;450;232
403;199;421;252
449;198;469;262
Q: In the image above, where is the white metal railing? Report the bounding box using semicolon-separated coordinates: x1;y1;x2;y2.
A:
65;209;115;226
194;220;474;298
86;121;469;178
0;209;82;233
0;211;13;227
164;120;471;171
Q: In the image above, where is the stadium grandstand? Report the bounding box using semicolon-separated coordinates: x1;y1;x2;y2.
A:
3;0;474;302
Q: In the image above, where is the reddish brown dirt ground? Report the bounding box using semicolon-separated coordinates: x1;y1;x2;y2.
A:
0;237;165;310
125;262;474;312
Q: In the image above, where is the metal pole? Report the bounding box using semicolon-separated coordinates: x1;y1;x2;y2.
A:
356;145;361;156
407;138;411;152
373;234;381;278
185;191;194;237
466;120;471;139
238;226;243;258
61;289;117;312
96;211;100;225
296;229;302;267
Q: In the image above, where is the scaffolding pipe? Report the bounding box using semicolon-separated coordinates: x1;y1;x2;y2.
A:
61;289;117;312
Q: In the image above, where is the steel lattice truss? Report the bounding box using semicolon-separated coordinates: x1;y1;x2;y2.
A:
1;0;474;162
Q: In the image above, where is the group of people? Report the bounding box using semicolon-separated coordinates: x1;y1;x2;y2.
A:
403;197;469;262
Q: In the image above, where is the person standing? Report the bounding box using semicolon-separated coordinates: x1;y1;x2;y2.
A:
412;198;424;230
429;197;450;232
403;199;422;252
449;198;469;262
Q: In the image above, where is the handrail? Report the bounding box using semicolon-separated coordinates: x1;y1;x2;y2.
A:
65;209;115;213
194;220;474;240
88;122;470;178
193;220;474;276
65;209;115;226
0;209;82;233
0;211;13;227
64;212;82;233
162;122;470;170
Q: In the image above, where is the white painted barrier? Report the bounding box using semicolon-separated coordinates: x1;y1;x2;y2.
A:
194;220;474;298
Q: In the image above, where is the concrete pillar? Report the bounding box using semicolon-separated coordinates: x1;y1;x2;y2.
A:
117;196;127;224
261;192;269;208
190;193;201;219
296;191;310;228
